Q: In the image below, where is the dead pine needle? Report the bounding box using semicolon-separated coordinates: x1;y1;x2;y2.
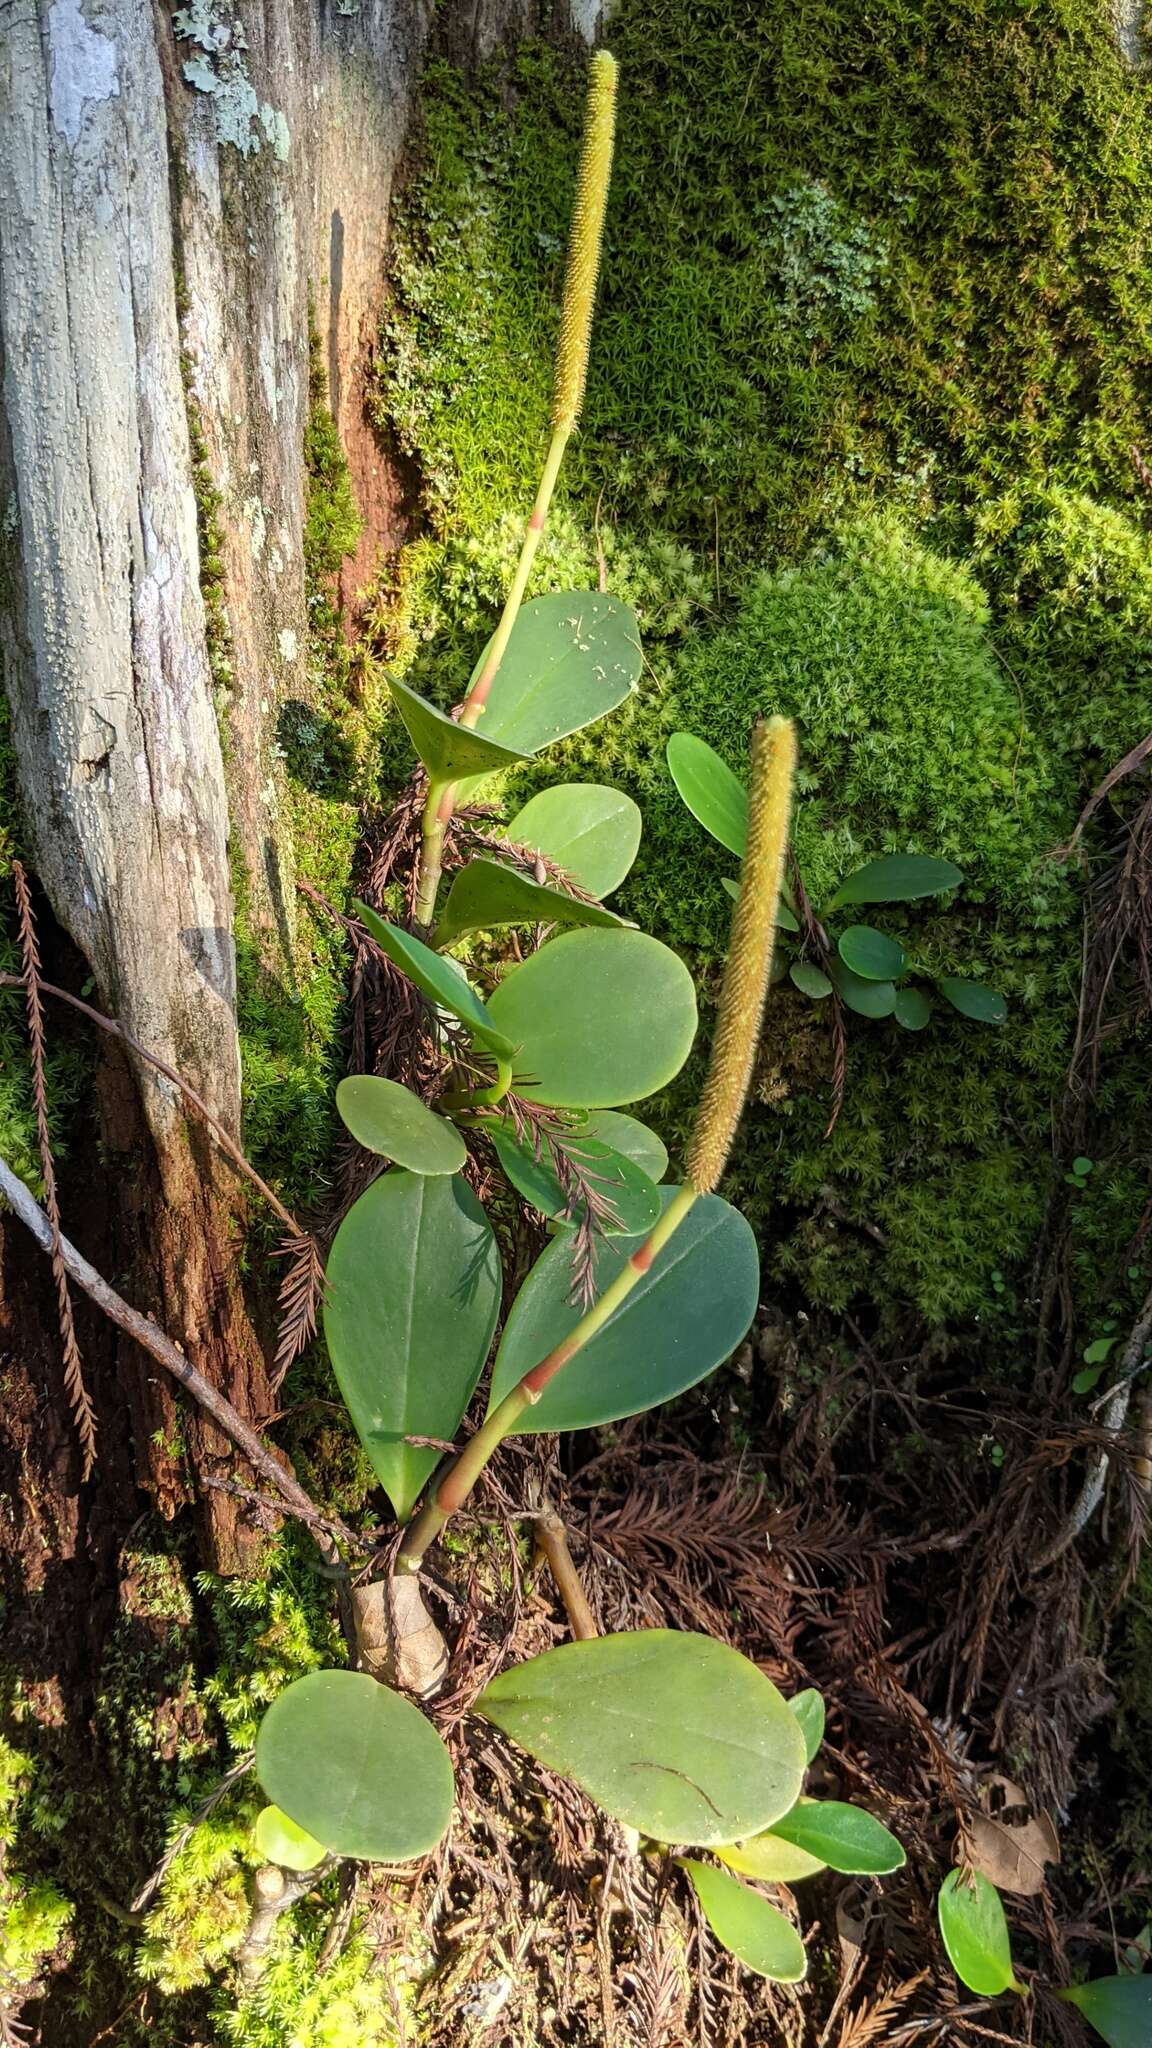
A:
11;861;97;1477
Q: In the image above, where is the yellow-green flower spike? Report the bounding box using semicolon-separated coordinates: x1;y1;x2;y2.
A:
687;717;797;1196
552;50;618;433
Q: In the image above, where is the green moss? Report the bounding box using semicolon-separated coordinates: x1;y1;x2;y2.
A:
223;1921;419;2048
0;1738;73;2014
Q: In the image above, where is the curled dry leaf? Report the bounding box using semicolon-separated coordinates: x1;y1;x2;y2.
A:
966;1774;1059;1897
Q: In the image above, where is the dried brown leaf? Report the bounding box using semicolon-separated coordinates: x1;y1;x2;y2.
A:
966;1774;1058;1897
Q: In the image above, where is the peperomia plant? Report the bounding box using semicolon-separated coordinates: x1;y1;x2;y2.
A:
245;50;907;1987
667;730;1008;1028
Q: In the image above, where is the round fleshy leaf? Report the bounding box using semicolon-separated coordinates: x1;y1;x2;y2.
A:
467;592;641;754
829;854;965;907
388;675;531;784
256;1671;454;1863
682;1861;807;1982
770;1800;905;1875
938;1870;1023;1996
488;1188;759;1432
1059;1976;1152;2046
585;1111;669;1183
787;1689;825;1763
894;987;933;1031
791;961;833;1000
487;928;697;1108
667;734;748;858
353;902;513;1058
253;1805;327;1872
323;1171;500;1519
837;925;906;981
506;785;642;898
431;858;627;950
489;1124;661;1235
335;1077;467;1175
827;959;898;1018
937;978;1008;1025
716;1833;827;1882
477;1630;807;1846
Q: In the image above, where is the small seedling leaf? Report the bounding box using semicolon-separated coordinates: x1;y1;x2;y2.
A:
787;1689;825;1762
253;1805;327;1872
477;1630;807;1846
837;925;906;981
335;1076;467;1175
826;959;898;1018
256;1670;454;1862
937;978;1008;1025
487;928;698;1108
770;1799;905;1874
505;784;642;898
791;961;833;999
667;734;749;857
682;1860;808;1981
894;987;933;1031
830;854;964;907
937;1869;1023;1995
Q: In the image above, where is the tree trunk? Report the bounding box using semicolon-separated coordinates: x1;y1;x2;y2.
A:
0;0;598;1572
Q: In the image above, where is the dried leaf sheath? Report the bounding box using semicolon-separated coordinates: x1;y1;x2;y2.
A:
11;861;98;1475
687;717;796;1195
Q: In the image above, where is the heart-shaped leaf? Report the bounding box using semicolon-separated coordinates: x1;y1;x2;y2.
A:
791;961;833;1000
467;592;641;755
894;987;933;1031
771;1800;905;1874
1060;1976;1152;2046
323;1171;500;1518
667;734;749;858
506;784;642;898
837;925;906;981
253;1805;327;1872
682;1861;807;1981
937;1870;1023;1996
723;876;799;928
476;1630;807;1846
937;978;1008;1025
431;858;627;950
830;854;965;907
335;1076;467;1175
488;1189;759;1431
256;1670;454;1862
584;1110;668;1183
827;959;898;1018
388;675;531;784
716;1832;827;1882
788;1689;825;1762
354;902;514;1058
489;1124;661;1235
487;928;697;1108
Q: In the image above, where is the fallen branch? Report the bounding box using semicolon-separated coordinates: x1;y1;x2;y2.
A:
0;1155;354;1557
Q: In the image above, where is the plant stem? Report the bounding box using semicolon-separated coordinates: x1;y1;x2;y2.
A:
409;429;569;931
534;1504;599;1639
395;1185;696;1572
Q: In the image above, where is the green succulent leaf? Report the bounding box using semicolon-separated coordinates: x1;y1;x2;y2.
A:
256;1671;454;1862
323;1171;501;1519
488;1188;759;1432
770;1799;905;1874
682;1861;808;1981
353;902;514;1057
388;675;531;784
476;1630;807;1846
466;592;641;755
787;1689;825;1762
1060;1975;1152;2046
937;1870;1023;1996
253;1805;327;1872
790;961;833;999
827;958;898;1018
335;1076;467;1175
830;854;965;907
505;784;642;898
431;857;627;950
584;1110;668;1183
667;733;748;857
715;1832;827;1883
488;1123;661;1235
487;928;698;1108
937;978;1008;1025
894;987;933;1031
837;925;906;981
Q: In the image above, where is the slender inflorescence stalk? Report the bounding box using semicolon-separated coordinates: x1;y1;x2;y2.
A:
411;51;618;930
396;717;796;1575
